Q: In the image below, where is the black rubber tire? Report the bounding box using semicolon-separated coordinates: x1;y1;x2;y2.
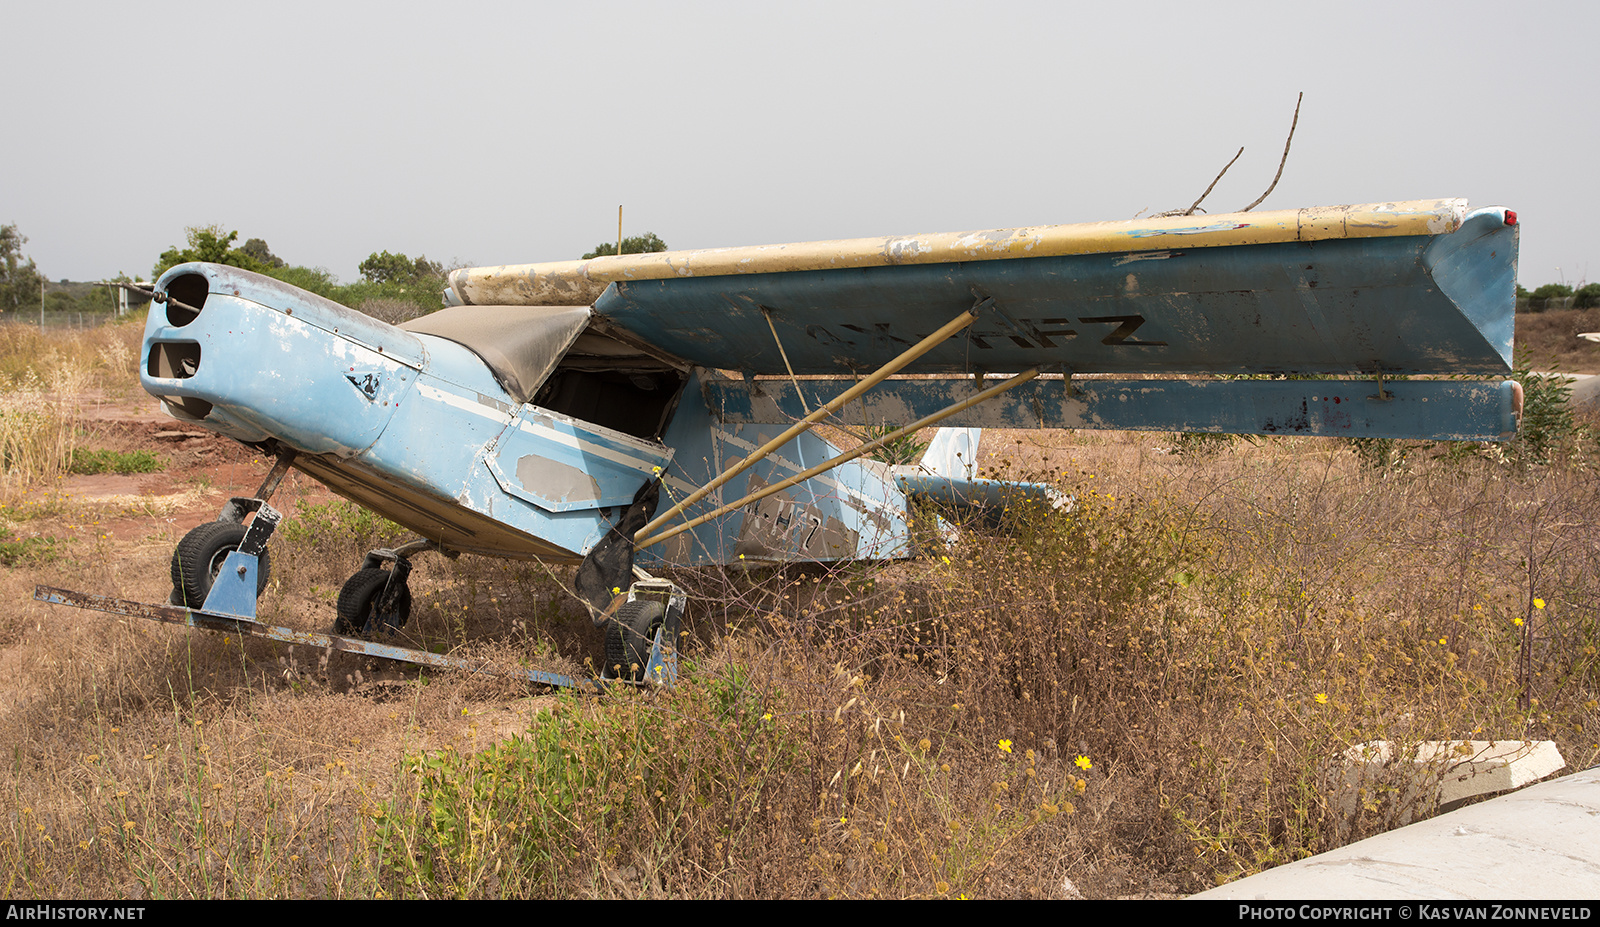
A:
334;567;412;635
171;521;271;607
606;600;664;681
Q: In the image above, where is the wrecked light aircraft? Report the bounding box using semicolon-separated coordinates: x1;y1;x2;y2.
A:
39;198;1520;687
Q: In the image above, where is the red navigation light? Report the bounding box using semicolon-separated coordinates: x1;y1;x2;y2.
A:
1504;210;1518;226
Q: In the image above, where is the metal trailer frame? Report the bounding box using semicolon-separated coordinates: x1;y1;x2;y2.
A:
36;486;688;693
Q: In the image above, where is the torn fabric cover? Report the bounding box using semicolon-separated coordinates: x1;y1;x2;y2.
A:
402;304;592;404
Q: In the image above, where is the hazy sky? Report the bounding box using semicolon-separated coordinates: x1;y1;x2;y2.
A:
5;0;1595;289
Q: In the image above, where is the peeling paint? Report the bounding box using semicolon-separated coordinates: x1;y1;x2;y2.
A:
1129;221;1251;239
1113;251;1175;266
448;200;1469;306
475;392;512;415
516;455;603;505
886;237;934;262
704;377;1519;441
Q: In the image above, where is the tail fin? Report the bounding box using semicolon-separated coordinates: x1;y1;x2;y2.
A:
919;428;980;478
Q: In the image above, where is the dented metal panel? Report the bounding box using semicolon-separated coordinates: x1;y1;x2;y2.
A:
483;406;673;513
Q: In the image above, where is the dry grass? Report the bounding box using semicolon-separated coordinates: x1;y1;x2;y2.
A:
0;321;143;504
4;321;1599;898
1516;307;1600;373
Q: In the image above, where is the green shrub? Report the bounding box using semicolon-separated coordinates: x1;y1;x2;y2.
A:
277;499;405;548
862;425;929;465
69;448;163;475
373;667;810;897
1509;363;1577;466
370;649;1073;899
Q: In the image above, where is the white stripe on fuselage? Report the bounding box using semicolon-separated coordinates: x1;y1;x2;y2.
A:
415;381;514;426
414;382;667;473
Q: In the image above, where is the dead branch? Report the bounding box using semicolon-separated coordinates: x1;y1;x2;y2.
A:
1179;147;1245;217
1152;93;1305;219
1240;92;1303;212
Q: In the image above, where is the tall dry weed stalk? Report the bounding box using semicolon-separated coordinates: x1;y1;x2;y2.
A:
0;364;90;496
0;320;142;501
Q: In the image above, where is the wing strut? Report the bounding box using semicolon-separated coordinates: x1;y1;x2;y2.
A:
635;367;1041;551
762;305;812;415
633;306;982;542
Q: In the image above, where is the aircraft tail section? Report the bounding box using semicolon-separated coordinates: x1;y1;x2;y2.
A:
919;427;981;479
896;427;1070;519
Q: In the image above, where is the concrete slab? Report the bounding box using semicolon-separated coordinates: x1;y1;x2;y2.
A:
1192;768;1600;900
1339;740;1566;813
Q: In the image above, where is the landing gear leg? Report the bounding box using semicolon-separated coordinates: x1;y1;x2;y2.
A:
170;450;296;612
576;481;660;624
333;539;441;635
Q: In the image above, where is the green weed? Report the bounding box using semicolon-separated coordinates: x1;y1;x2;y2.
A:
0;526;59;565
862;425;929;466
278;500;406;548
69;448;163;475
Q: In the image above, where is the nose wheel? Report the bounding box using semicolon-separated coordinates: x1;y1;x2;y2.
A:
168;451;294;611
171;521;273;607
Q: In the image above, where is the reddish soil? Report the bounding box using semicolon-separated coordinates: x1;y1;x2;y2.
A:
48;400;337;546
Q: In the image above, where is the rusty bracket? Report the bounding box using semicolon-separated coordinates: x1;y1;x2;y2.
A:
219;451;298;525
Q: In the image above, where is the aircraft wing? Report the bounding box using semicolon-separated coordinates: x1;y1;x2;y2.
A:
446;199;1520;441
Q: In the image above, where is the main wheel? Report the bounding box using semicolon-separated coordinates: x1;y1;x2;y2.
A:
171;521;271;607
606;600;664;681
334;568;412;635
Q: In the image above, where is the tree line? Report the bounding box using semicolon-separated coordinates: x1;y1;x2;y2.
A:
1517;281;1600;312
149;225;450;322
0;223;661;322
0;222;479;323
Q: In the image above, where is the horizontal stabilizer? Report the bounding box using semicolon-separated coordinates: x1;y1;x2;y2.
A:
896;474;1071;516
